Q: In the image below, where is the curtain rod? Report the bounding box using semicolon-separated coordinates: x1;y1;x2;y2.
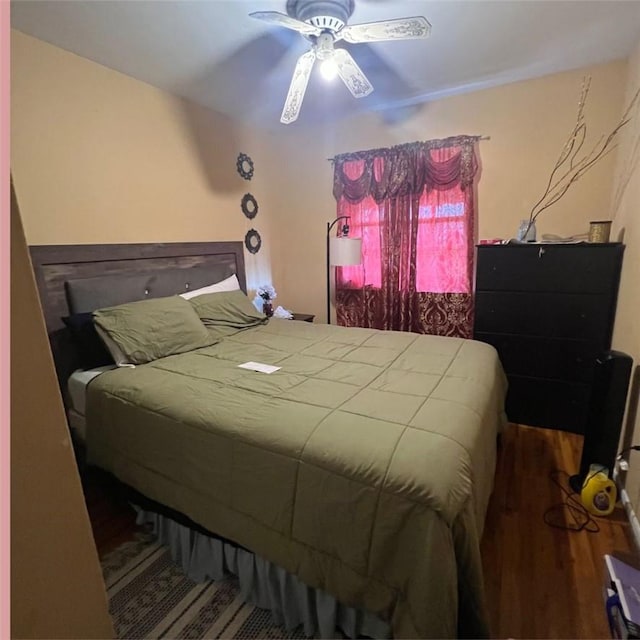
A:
327;135;491;162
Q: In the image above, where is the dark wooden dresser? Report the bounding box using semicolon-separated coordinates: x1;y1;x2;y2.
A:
473;243;624;434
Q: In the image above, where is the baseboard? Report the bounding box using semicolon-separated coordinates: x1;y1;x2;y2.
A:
614;463;640;553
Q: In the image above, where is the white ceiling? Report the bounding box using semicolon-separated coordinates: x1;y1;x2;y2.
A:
11;0;640;129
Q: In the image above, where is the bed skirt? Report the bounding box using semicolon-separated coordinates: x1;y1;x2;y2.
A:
135;508;391;639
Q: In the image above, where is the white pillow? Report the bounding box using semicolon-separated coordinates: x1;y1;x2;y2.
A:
180;274;240;300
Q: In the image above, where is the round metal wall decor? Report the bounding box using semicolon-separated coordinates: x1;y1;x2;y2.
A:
244;229;262;254
236;153;254;180
241;193;259;219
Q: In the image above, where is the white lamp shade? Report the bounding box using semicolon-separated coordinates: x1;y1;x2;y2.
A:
330;236;362;266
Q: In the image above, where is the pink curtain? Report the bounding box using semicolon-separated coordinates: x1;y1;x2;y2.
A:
334;137;478;337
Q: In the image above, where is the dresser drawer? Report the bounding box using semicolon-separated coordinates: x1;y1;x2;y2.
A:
474;291;613;343
476;244;623;294
474;332;599;382
505;375;591;433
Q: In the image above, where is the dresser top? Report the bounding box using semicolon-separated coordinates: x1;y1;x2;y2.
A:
476;242;623;249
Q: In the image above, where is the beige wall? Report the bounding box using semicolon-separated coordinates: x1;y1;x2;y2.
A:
268;61;627;321
610;38;640;514
11;30;628;320
11;179;114;639
10;30;276;291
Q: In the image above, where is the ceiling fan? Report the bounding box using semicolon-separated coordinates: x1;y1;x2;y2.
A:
250;0;431;124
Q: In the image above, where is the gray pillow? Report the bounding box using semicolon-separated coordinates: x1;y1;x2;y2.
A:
93;295;215;365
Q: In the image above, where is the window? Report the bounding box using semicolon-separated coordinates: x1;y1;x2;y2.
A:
338;184;471;294
333;139;478;336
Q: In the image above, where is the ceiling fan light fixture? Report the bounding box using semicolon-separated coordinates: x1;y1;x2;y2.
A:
320;57;338;81
252;1;431;124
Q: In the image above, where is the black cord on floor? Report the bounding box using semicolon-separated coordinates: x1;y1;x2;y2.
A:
543;469;601;533
543;445;640;533
543;446;640;532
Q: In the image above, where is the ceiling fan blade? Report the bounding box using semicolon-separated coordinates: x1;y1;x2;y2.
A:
249;11;322;38
281;50;316;124
338;16;431;43
333;48;374;99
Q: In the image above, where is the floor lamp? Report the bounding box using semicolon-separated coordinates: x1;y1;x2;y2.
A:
326;216;362;324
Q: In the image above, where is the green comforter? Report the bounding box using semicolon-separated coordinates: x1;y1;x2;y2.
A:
86;319;507;638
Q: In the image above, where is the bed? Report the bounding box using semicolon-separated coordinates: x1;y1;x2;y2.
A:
31;242;507;639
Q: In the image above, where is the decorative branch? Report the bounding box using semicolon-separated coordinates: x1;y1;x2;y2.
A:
523;77;640;238
611;108;640;216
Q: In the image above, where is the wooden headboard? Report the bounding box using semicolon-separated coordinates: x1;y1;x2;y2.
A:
29;241;246;398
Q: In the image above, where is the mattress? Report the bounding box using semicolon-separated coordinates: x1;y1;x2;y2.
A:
86;319;507;638
67;366;116;440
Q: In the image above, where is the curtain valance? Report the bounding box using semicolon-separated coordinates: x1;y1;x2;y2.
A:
332;135;480;204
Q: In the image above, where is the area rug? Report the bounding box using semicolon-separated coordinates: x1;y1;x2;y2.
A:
102;533;308;639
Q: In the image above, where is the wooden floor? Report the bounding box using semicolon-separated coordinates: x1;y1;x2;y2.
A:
481;424;635;639
84;470;142;557
84;424;636;639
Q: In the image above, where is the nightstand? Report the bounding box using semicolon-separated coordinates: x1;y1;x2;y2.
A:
290;313;315;323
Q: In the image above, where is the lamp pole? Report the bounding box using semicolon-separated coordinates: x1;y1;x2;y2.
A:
326;216;351;325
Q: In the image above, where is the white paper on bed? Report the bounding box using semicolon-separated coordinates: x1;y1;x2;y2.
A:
238;362;281;374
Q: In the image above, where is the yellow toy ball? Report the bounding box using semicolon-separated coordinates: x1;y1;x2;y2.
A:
581;465;617;516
